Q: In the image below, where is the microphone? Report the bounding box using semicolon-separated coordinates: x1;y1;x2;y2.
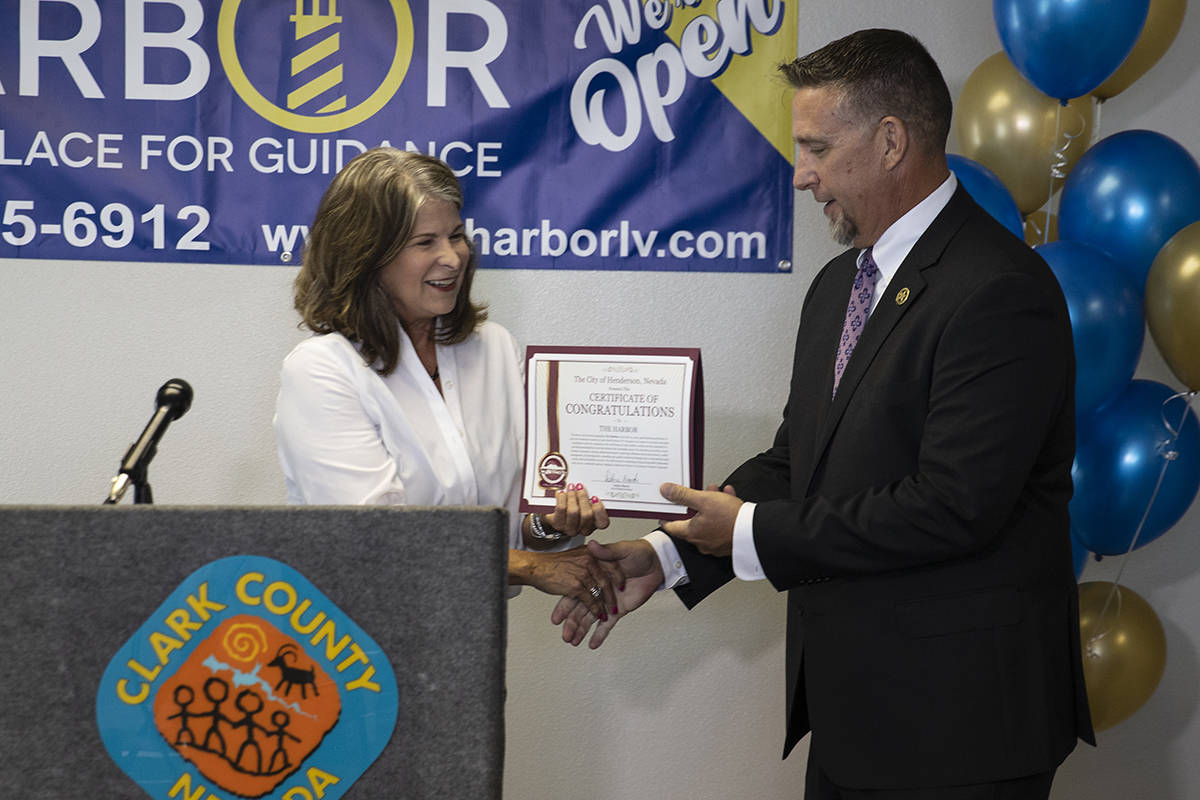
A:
106;379;194;504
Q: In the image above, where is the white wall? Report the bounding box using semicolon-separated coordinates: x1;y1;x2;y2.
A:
3;3;1198;797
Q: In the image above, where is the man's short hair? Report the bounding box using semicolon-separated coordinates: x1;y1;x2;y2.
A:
779;29;952;155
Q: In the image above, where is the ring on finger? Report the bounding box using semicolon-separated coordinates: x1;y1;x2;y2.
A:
588;586;602;598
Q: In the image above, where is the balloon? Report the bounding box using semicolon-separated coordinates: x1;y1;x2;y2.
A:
1145;221;1200;391
947;155;1024;239
1059;130;1200;291
956;53;1094;215
993;0;1149;101
1024;210;1058;247
1037;241;1143;417
1072;380;1200;555
1093;0;1187;100
1070;529;1090;579
1078;581;1166;731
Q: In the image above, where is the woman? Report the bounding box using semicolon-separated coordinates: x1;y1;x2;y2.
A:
274;148;620;620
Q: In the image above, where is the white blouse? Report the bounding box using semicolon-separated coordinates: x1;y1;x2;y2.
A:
273;321;527;550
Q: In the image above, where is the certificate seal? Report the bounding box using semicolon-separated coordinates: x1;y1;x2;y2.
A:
537;452;568;490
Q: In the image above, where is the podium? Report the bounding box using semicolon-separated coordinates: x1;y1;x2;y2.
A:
0;506;509;800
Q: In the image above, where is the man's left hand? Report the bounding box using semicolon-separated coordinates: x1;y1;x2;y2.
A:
660;482;741;557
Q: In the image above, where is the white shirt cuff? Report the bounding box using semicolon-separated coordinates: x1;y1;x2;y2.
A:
732;501;766;581
643;530;689;589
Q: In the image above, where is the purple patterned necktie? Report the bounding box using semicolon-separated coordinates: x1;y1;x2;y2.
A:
832;248;880;397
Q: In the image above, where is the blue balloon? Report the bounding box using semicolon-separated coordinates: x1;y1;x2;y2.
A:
1072;380;1200;555
948;155;1024;239
1059;130;1200;291
1036;241;1143;417
994;0;1148;100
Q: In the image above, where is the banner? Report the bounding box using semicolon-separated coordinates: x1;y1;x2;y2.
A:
0;1;795;271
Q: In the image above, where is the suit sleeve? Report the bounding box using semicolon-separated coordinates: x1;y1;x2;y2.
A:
671;411;794;607
754;269;1073;590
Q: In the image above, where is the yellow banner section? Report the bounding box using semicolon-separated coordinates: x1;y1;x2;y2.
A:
665;1;797;163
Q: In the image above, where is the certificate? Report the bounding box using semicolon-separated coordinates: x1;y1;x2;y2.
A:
520;347;703;519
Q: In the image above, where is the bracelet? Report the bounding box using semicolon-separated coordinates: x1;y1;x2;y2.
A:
529;513;566;542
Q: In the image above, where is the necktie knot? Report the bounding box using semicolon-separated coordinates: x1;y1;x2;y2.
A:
857;249;879;285
832;248;880;397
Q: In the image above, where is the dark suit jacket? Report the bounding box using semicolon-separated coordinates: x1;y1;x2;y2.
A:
674;186;1094;789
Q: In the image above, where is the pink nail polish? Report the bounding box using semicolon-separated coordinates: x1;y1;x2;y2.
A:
591;496;599;504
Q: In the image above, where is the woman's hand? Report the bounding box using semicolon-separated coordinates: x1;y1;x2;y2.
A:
508;546;624;621
523;485;611;550
546;485;611;538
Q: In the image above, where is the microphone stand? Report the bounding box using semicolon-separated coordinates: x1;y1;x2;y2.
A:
104;464;154;505
103;379;192;505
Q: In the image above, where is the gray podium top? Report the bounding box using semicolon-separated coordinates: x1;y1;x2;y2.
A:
0;505;508;800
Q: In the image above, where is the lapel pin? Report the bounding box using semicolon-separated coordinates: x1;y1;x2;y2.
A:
895;287;910;305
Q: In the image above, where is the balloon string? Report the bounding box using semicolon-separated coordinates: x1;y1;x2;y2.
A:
1058;103;1089;171
1042;103;1061;246
1086;585;1123;659
1027;215;1047;244
1041;103;1086;245
1088;391;1197;655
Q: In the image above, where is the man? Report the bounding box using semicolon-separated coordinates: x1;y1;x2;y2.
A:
557;28;1094;799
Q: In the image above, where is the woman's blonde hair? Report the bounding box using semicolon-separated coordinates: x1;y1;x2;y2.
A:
294;148;486;375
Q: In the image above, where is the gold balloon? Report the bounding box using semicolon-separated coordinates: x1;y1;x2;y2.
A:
1146;220;1200;391
956;53;1095;215
1078;581;1167;732
1092;0;1187;101
1024;210;1058;247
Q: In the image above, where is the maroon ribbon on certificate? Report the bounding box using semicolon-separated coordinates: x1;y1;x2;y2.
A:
536;360;568;495
547;360;559;455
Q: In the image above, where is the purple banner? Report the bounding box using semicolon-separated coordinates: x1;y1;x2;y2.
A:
0;0;795;271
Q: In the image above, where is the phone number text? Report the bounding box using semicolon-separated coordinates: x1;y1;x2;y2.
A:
2;200;210;251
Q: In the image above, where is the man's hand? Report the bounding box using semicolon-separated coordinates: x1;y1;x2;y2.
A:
551;539;663;649
660;482;742;557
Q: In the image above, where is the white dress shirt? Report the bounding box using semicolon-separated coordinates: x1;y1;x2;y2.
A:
648;174;959;587
273;320;527;551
